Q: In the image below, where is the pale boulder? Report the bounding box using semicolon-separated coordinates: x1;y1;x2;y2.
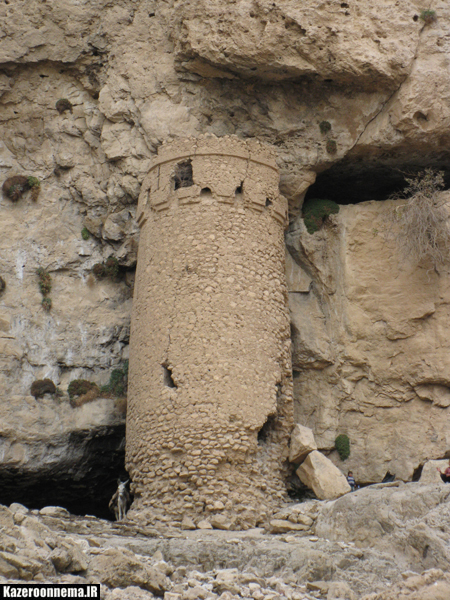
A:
297;451;350;500
289;424;317;464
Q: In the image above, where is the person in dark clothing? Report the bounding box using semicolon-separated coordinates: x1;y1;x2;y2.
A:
347;471;356;492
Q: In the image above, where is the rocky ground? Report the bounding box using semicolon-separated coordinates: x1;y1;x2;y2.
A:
1;482;450;599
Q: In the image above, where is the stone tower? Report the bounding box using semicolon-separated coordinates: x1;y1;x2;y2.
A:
127;135;294;528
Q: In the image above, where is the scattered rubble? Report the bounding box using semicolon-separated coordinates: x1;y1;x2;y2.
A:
1;482;450;598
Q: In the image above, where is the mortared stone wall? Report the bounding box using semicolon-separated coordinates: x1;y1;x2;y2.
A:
126;135;293;528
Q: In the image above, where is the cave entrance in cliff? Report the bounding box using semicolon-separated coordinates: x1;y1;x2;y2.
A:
304;162;450;205
0;426;130;520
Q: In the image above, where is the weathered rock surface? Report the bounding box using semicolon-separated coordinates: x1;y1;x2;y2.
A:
172;0;419;89
0;394;126;517
297;451;351;500
1;483;450;598
315;482;450;575
360;569;450;600
420;460;450;484
288;198;450;483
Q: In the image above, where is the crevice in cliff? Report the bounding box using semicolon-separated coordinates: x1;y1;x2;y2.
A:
304;162;450;206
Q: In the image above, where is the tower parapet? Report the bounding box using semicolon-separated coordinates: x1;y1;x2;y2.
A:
127;135;293;528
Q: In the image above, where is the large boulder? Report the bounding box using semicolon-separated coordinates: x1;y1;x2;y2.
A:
289;424;317;464
297;451;350;500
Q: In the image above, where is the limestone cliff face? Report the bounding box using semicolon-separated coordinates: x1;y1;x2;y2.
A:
1;0;450;494
287;198;450;483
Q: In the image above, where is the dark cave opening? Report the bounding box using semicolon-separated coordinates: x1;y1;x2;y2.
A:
304;162;450;206
0;425;129;520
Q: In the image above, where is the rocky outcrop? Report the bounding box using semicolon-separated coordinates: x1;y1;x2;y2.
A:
315;482;450;574
360;569;450;600
287;197;450;483
1;482;450;598
172;0;419;89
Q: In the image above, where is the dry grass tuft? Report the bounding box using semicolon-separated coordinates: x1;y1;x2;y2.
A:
387;169;450;269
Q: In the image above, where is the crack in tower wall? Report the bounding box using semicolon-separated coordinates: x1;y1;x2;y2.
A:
126;135;293;529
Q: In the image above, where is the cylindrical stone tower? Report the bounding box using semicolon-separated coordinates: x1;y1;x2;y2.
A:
127;135;293;529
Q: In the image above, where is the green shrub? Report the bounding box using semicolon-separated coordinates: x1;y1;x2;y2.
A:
27;176;41;201
81;227;90;240
420;9;436;24
37;268;52;296
319;121;332;134
335;434;350;461
37;267;52;311
101;361;128;397
303;198;340;234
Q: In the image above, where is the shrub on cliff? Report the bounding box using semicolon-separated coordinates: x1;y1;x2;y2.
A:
68;379;100;407
335;434;350;461
92;257;120;280
55;98;73;114
37;267;52;311
420;9;436;24
2;175;40;202
303;198;340;234
388;169;450;268
31;379;56;398
68;379;98;399
101;361;128;398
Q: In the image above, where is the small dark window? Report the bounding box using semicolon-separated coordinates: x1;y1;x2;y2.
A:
173;160;193;190
235;182;243;196
201;187;212;196
265;198;272;208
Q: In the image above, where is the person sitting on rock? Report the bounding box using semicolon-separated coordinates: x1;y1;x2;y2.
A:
347;471;356;492
437;459;450;483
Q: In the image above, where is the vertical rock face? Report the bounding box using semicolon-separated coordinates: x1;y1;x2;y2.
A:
286;197;450;483
127;135;293;527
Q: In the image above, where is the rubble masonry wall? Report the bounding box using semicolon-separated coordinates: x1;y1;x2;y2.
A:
126;135;294;528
